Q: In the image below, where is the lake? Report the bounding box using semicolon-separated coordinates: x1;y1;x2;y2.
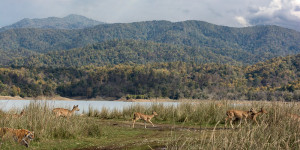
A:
0;100;179;114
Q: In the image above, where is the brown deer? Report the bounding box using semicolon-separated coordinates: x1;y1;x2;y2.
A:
132;112;158;128
4;110;25;119
52;105;80;119
250;107;267;125
225;108;256;129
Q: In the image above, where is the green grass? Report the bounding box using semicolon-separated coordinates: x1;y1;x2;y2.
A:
1;100;300;149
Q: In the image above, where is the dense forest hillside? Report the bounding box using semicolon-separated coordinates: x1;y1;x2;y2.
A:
0;20;299;64
0;54;299;101
0;14;104;32
10;40;239;67
0;48;37;65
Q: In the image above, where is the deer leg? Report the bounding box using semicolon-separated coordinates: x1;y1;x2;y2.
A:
244;117;248;125
237;118;242;128
230;118;234;129
225;116;233;128
144;120;147;128
253;116;259;126
132;119;136;128
148;119;155;127
225;117;228;128
56;112;60;118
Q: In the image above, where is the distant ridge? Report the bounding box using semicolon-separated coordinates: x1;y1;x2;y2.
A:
0;20;299;66
0;14;104;31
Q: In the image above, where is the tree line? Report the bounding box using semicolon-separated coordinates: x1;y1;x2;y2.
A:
0;54;299;101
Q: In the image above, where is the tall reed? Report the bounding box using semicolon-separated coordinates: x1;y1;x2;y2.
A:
164;101;300;149
0;101;102;142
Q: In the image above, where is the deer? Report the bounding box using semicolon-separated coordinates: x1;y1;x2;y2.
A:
132;111;158;128
52;105;80;119
12;110;26;118
250;107;267;125
225;108;256;129
3;110;25;119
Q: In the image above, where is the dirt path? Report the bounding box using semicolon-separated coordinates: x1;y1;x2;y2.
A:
74;120;230;150
109;120;230;131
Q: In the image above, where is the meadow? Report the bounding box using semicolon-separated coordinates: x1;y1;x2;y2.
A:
0;100;300;150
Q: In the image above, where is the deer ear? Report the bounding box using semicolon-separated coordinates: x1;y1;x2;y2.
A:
76;105;78;107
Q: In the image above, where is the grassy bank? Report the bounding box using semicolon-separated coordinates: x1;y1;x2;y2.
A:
0;100;300;149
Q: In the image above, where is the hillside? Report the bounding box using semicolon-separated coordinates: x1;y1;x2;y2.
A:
0;48;37;65
0;54;299;101
0;14;104;31
10;40;239;67
0;20;299;65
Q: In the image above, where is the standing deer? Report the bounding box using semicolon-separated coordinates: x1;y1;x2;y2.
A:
132;112;158;128
52;105;80;119
225;108;256;129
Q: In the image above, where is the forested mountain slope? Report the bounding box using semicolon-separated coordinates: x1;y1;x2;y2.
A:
0;54;299;101
0;14;104;32
0;20;299;65
10;40;239;67
0;48;37;65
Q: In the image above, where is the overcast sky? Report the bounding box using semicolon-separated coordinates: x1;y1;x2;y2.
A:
1;0;300;28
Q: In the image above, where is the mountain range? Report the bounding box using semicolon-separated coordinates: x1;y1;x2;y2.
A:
0;14;104;32
0;16;299;67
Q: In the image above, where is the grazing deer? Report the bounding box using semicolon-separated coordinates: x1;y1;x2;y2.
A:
225;108;256;129
132;112;158;128
250;107;267;125
52;105;80;119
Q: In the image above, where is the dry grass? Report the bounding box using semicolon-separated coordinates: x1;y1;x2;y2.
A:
1;100;300;149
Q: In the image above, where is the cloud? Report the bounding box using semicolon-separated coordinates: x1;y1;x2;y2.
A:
243;0;300;30
235;16;250;27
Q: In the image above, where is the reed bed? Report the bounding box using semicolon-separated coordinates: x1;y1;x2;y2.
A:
88;100;266;126
0;101;102;142
164;101;300;149
87;100;300;149
1;100;300;149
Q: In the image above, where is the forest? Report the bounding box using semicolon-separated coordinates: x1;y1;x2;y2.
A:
0;54;299;101
0;20;299;101
0;20;299;65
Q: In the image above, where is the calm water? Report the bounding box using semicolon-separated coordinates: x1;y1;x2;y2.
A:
0;100;179;114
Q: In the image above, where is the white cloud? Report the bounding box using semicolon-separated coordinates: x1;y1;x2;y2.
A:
290;0;300;18
244;0;300;30
255;0;282;16
235;16;250;27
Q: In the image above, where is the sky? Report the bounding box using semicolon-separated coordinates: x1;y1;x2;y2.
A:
0;0;300;29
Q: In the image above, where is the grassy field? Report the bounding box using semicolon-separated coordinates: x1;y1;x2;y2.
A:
0;100;300;149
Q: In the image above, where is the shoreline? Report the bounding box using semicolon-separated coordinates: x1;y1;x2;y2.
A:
1;96;292;104
0;95;186;102
0;96;75;101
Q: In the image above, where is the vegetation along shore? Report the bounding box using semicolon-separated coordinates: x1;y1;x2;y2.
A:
1;100;300;149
